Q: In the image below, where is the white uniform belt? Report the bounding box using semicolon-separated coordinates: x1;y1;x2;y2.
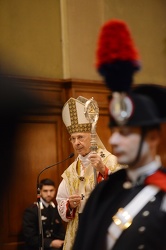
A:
107;185;160;250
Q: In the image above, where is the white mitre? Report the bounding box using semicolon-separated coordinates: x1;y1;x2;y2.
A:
62;96;105;149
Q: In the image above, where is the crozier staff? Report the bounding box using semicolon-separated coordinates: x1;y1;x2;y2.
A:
84;97;100;185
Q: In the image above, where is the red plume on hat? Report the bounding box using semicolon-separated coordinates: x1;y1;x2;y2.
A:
95;19;141;92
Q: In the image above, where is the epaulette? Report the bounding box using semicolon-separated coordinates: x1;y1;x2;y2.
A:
145;169;166;191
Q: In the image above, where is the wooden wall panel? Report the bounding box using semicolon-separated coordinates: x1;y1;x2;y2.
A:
9;123;60;230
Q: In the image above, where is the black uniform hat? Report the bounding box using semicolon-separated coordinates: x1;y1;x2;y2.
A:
95;19;166;127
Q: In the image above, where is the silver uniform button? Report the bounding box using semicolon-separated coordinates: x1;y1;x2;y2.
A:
138;244;145;249
142;210;150;217
150;196;156;202
138;226;146;233
123;181;132;189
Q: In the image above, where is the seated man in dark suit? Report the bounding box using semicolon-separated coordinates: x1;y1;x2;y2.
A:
23;178;65;250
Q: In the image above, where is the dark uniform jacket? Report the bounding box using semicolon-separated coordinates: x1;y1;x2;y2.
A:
23;201;65;250
73;167;166;250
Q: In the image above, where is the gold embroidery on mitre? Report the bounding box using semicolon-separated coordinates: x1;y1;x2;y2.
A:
67;98;92;134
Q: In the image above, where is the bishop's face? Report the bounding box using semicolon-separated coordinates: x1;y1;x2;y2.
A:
69;132;91;157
